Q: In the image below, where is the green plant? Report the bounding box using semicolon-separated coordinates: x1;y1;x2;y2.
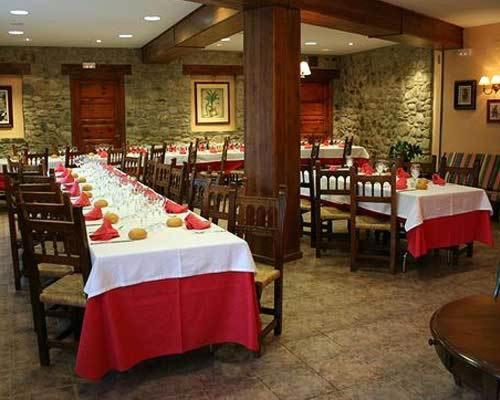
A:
388;140;423;162
204;89;220;116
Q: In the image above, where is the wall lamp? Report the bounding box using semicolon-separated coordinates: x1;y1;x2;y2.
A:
479;75;500;95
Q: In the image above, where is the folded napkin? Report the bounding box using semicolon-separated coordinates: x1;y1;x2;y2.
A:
432;174;446;186
84;207;103;221
328;165;339;171
55;162;65;172
360;163;375;175
73;192;91;207
165;200;188;214
69;182;81;197
89;219;119;241
179;148;187;155
303;144;313;149
396;177;408;190
397;167;410;179
239;145;245;152
61;173;75;184
98;150;108;158
184;213;211;230
209;146;217;153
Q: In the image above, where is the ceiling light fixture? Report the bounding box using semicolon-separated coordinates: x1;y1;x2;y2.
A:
221;37;231;42
216;43;223;47
304;41;317;46
119;34;133;38
10;10;29;15
144;16;161;21
25;38;31;42
348;42;354;46
322;48;330;52
8;30;24;35
96;39;102;43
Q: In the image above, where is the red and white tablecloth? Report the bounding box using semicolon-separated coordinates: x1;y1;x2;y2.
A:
73;166;260;380
301;173;494;257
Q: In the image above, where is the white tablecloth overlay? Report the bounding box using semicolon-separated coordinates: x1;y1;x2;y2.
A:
0;156;107;171
75;167;256;299
301;171;493;232
300;145;370;160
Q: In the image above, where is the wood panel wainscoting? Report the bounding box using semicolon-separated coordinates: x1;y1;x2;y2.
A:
63;64;131;151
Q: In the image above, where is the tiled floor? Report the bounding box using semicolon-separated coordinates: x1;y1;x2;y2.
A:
0;209;498;399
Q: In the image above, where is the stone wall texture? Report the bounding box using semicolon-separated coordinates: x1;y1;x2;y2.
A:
0;47;244;156
332;45;434;158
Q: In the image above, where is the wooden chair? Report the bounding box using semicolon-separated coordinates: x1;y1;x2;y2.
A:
18;202;91;366
121;154;143;178
167;164;187;204
341;136;354;167
142;157;158;188
299;161;315;245
23;148;49;171
64;147;86;168
311;142;321;164
313;162;351;257
150;144;166;163
6;156;21;173
439;155;481;187
228;187;286;349
200;183;237;226
152;160;176;195
19;191;63;205
107;149;125;167
188;174;212;212
350;165;399;274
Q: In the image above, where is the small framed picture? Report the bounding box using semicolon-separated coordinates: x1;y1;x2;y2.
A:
487;100;500;123
454;80;477;110
194;81;230;125
0;85;14;129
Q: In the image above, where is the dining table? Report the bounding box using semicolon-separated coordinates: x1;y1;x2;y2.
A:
301;170;494;258
64;162;260;380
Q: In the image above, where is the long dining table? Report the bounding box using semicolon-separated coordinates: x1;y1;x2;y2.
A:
301;170;494;258
66;163;260;380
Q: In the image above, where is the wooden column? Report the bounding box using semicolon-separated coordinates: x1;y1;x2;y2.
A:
244;6;302;261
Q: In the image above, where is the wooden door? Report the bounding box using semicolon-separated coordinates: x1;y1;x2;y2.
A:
300;82;332;141
70;76;125;150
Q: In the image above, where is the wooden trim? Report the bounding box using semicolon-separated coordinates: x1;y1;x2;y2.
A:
302;69;339;83
0;63;31;75
61;64;132;76
183;64;243;75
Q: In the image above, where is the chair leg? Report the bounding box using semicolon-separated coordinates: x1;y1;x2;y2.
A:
350;229;358;272
33;302;50;366
273;279;283;336
315;218;322;258
11;243;22;291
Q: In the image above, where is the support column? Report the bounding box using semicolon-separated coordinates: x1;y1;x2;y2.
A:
244;6;302;261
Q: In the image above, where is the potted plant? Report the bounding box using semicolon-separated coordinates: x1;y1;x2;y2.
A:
388;140;423;162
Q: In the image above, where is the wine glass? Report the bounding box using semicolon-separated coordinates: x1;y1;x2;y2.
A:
410;163;421;180
346;156;353;168
375;160;386;175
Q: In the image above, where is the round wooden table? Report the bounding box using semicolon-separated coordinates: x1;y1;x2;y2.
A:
430;295;500;400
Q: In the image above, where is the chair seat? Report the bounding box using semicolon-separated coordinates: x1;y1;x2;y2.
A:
321;206;351;221
38;263;74;278
355;215;391;231
39;273;86;308
300;198;311;211
255;265;281;289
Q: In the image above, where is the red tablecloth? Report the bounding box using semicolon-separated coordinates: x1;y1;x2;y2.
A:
406;210;493;257
75;271;260;380
0;173;5;191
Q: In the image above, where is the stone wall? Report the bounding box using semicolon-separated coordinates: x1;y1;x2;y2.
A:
0;47;244;156
332;45;434;158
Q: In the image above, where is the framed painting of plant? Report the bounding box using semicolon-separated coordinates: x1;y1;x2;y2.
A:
0;85;14;129
194;81;230;125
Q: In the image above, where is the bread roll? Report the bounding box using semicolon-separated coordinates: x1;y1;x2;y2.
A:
77;176;86;183
128;228;147;240
104;212;119;224
82;183;93;191
83;191;93;198
71;172;79;178
416;178;428;190
166;216;183;227
94;199;108;208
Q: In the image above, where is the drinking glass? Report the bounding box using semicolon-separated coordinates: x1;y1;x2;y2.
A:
375;160;386;175
410;163;421;180
346;156;353;168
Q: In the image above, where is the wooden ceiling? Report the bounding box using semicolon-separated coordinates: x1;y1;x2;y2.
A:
142;0;463;63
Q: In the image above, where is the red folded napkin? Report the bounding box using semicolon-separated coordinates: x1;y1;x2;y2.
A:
360;163;375;175
184;213;211;230
209;146;217;153
61;173;74;184
55;162;65;172
69;182;81;197
89;219;119;241
165;200;188;214
432;174;446;186
179;148;187;155
328;165;339;171
84;207;103;221
239;145;245;152
303;144;313;149
73;192;91;207
397;167;410;179
98;150;108;158
396;177;408;190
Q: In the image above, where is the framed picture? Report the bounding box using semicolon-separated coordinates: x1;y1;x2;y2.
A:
487;100;500;123
0;86;14;129
454;80;477;110
194;82;230;125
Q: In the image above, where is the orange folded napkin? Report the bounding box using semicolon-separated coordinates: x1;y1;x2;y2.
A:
69;182;81;197
184;213;211;230
89;219;119;241
397;167;410;179
84;207;103;221
165;200;188;214
360;163;375;175
432;174;446;186
55;162;65;172
396;177;408;190
209;146;218;153
73;192;91;207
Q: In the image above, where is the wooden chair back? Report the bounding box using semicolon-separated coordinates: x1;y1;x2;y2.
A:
200;183;237;224
228;187;286;266
19;194;73;221
19;191;64;205
18;174;54;184
168;164;186;204
153;159;176;195
314;161;351;198
107;149;125;167
7;156;21;173
18;182;59;193
187;138;199;173
64;146;86;168
150;144;166;163
341;136;354;166
300;161;314;202
188;175;211;211
219;137;230;174
23;148;49;169
311;142;321;163
143;157;158;188
121;154;142;178
394;155;437;178
439;155;481;187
